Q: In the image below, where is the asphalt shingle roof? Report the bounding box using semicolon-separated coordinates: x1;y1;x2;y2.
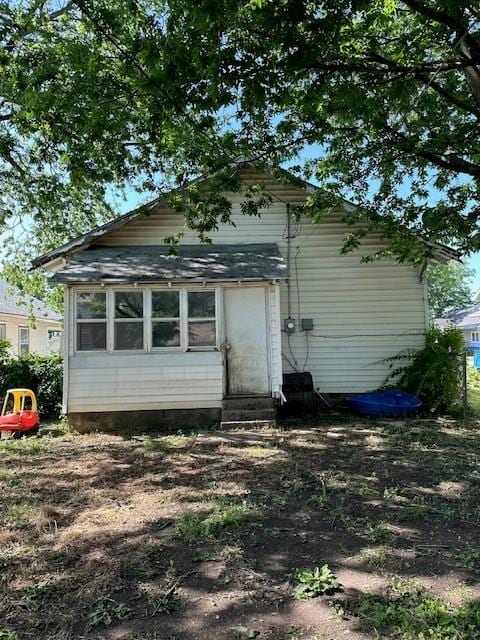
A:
449;304;480;330
49;243;288;284
0;279;61;322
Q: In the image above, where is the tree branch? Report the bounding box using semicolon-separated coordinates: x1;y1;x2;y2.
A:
384;125;480;177
309;55;480;76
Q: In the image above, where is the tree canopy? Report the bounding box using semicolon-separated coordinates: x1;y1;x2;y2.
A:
427;261;473;319
1;0;480;264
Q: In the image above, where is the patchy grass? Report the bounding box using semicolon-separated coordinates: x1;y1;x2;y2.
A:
0;417;480;639
352;578;480;639
175;502;252;543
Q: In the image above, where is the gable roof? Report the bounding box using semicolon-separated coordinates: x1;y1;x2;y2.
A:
0;279;61;322
49;243;287;284
31;164;459;270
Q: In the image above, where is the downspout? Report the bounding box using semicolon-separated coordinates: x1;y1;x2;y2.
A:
286;203;292;318
61;286;69;415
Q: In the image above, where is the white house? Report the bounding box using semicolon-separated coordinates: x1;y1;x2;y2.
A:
0;279;63;356
32;166;453;431
437;305;480;351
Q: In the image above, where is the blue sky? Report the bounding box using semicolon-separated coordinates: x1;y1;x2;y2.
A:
467;254;480;291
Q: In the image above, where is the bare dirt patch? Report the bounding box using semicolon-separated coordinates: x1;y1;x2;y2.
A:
0;417;479;639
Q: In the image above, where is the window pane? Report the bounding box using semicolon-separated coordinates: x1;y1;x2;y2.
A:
152;321;181;347
114;321;144;350
152;291;180;318
19;327;29;355
115;292;143;318
188;291;215;318
77;292;106;319
188;320;216;347
77;322;106;350
0;324;6;340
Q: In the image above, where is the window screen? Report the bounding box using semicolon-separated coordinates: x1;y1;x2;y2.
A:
76;292;107;351
187;291;216;347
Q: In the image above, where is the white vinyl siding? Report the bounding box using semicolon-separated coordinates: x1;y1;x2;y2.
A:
67;351;223;413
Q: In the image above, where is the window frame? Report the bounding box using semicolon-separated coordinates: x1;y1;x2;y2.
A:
150;287;183;352
112;289;147;353
472;331;479;343
72;286;220;355
0;323;6;341
18;326;30;355
186;289;219;350
74;289;108;353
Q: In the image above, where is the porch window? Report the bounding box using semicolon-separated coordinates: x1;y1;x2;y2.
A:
19;327;29;355
114;291;144;350
151;291;181;348
187;291;216;347
76;292;107;351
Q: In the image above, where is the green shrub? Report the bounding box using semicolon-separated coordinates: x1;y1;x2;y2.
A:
0;350;63;419
385;326;464;412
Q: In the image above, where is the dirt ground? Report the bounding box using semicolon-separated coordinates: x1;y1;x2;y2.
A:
1;416;480;640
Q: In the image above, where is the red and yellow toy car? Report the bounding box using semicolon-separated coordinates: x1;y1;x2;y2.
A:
0;389;40;437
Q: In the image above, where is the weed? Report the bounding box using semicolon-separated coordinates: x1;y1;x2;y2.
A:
0;631;16;640
292;565;339;600
355;483;379;497
87;598;133;628
403;501;432;519
455;548;480;570
0;502;31;529
354;578;480;640
149;590;182;615
175;503;252;543
174;513;207;544
21;580;56;610
0;437;52;456
364;522;390;543
143;436;166;453
307;493;329;508
383;486;401;502
359;546;388;569
143;434;194;453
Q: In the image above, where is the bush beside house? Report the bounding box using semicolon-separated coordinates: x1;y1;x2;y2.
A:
0;339;63;419
386;326;464;413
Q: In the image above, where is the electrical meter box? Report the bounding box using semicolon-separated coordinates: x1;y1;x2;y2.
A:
284;317;296;334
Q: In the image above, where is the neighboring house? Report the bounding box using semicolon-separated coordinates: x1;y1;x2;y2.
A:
0;279;63;355
32;165;454;431
440;305;480;351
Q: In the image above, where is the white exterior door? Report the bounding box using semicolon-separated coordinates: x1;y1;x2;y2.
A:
224;287;270;396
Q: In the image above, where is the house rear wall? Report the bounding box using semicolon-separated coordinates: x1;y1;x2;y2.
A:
94;172;428;395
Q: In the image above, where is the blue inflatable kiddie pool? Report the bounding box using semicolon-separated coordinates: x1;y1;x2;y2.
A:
347;390;422;417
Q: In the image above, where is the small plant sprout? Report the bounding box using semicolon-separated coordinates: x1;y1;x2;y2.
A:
87;598;133;628
292;565;340;600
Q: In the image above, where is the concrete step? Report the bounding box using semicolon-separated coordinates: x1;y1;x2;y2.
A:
222;396;275;411
220;420;276;430
221;408;276;422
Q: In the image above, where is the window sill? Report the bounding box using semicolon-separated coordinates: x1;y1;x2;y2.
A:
73;347;220;355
